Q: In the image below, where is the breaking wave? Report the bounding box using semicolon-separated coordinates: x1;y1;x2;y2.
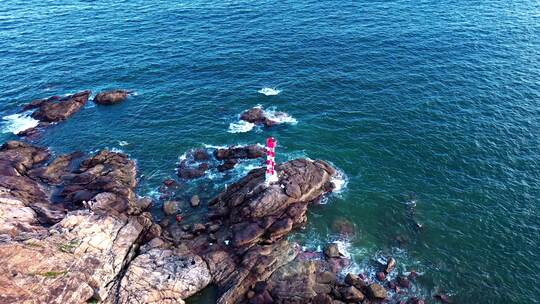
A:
264;107;298;125
228;120;255;133
1;112;39;134
258;87;281;96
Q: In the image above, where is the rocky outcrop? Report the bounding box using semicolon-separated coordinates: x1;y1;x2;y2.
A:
113;239;211;304
0;139;426;304
161;158;339;304
16;91;91;137
0;141;157;303
177;145;265;179
214;145;265;161
0;141;64;230
31;91;90;122
239;107;277;127
94;90;130;105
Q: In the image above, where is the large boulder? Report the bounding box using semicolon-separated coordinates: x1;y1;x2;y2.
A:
31;91;90;123
0;141;64;228
214;144;265;161
114;241;211;304
94;90;130;105
239;107;277;127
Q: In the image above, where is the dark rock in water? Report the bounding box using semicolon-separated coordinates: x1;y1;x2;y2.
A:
397;276;411;288
193;149;210;161
177;161;209;179
434;293;452;303
15;91;90;137
217;158;238;172
340;286;365;302
366;283;387;300
324;243;343;258
31;91;90;122
162;178;178;187
21;96;60;112
16;123;48;138
214;144;265;161
377;271;386;281
328;258;351;274
93;89;130;105
385;257;396;274
408;270;420;280
240;107;278;127
331;218;357;236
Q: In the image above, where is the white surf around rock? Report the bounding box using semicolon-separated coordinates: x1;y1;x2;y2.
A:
1;112;39;134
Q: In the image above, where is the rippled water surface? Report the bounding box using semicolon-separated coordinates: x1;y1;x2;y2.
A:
1;0;539;303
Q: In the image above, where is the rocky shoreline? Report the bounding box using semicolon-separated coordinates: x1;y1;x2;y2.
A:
0;92;444;304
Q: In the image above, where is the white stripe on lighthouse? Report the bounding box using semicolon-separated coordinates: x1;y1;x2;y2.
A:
265;137;278;185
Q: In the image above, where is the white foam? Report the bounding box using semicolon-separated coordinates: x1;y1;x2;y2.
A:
331;169;348;194
1;112;39;134
145;189;160;199
118;140;129;146
258;87;281;96
111;147;125;154
264;108;298;125
202;143;229;149
228;120;255;133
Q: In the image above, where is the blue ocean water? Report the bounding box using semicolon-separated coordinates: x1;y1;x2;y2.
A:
1;0;539;303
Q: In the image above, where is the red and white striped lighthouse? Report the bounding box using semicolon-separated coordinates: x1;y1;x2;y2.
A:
265;137;278;185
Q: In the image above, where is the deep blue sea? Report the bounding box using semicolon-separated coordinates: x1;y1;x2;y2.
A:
1;0;539;303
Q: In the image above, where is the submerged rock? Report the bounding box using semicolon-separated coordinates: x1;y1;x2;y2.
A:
177;161;209;179
94;89;130;105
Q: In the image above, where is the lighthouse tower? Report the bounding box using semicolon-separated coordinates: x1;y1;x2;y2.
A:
265;137;278;185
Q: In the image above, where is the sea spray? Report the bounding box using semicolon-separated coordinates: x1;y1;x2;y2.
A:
258;87;281;96
1;112;39;134
228;120;255;133
228;106;297;133
264;107;298;125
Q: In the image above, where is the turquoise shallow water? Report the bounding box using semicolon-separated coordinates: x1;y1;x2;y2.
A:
1;0;540;303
